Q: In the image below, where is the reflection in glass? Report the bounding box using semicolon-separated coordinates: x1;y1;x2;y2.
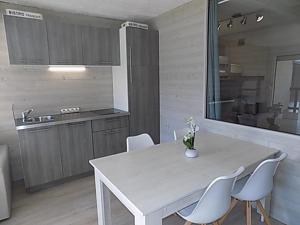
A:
207;0;300;136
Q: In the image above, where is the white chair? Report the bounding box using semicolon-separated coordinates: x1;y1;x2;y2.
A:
126;133;154;152
221;153;287;225
177;166;245;225
173;128;190;141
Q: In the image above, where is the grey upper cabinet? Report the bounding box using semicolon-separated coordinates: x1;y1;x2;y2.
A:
46;20;83;65
59;121;94;177
126;28;160;144
18;126;63;188
82;26;120;65
3;15;49;65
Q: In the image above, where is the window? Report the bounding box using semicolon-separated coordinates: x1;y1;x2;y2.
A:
207;0;300;136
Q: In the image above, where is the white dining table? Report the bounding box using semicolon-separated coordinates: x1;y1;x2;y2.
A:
89;132;279;225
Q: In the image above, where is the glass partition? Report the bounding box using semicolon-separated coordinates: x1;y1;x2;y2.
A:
207;0;300;136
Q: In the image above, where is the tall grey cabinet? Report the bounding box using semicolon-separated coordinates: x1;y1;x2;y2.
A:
113;27;160;144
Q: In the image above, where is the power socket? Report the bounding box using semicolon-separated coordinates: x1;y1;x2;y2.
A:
60;107;80;114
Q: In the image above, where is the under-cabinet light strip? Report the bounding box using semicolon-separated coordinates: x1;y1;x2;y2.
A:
48;66;86;72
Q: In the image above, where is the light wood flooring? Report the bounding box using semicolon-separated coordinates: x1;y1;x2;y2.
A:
1;176;285;225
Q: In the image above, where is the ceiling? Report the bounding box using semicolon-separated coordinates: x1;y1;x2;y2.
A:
3;0;192;21
218;0;300;36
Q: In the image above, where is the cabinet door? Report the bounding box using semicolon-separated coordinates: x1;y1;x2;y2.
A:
111;28;120;65
126;28;160;143
93;127;128;159
126;28;159;66
18;126;62;188
46;20;83;65
3;15;49;65
59;121;94;177
82;26;112;65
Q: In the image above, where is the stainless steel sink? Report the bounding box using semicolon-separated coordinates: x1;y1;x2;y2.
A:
24;115;55;123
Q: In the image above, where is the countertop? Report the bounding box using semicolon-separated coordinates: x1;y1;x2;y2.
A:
15;108;130;131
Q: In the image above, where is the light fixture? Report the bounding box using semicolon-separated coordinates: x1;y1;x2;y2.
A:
227;19;233;29
217;23;222;30
256;14;264;22
48;66;86;72
240;16;247;25
218;0;230;5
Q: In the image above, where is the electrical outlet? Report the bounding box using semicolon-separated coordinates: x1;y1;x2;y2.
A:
60;107;80;114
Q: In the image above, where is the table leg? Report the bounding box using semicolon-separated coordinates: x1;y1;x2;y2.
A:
95;172;112;225
135;212;162;225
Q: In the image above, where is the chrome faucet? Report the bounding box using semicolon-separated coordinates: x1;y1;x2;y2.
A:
21;109;33;122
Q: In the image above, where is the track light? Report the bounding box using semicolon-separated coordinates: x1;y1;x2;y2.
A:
227;19;233;29
256;14;264;22
240;16;247;25
218;23;222;30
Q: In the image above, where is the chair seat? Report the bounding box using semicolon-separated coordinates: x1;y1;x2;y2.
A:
178;201;198;217
232;175;250;199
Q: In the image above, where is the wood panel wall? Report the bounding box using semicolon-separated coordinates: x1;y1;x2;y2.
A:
150;0;206;141
0;3;121;180
151;0;300;224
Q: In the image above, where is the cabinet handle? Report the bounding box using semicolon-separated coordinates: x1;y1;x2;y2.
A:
104;129;121;134
67;122;85;126
28;127;51;133
106;118;119;122
129;47;133;84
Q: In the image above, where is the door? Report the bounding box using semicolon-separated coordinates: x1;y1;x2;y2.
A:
93;127;128;158
3;15;49;64
126;28;160;143
46;19;83;65
18;126;62;188
82;26;112;65
59;121;94;177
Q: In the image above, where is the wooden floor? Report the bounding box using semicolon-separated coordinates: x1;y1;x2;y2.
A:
2;176;285;225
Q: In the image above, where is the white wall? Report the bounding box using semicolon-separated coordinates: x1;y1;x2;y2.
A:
151;0;300;224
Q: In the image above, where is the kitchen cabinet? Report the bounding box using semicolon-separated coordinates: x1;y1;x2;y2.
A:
92;116;129;158
17;114;129;190
46;20;83;65
93;127;129;158
82;26;120;65
18;126;62;188
59;121;94;177
126;28;160;143
3;15;49;65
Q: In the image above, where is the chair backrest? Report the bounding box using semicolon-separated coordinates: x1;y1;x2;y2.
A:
237;152;287;201
187;166;245;224
173;128;190;141
126;133;154;152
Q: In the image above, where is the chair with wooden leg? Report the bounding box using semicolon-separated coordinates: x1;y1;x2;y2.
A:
220;152;287;225
177;166;245;225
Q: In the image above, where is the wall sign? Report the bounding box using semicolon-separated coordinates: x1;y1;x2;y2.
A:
5;9;43;20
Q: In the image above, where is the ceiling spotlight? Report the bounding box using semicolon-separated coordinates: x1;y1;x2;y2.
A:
256;14;264;22
227;19;233;29
240;16;247;25
218;23;222;30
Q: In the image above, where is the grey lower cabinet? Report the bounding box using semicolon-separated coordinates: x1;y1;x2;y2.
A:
59;121;94;177
18;115;129;190
18;126;63;189
93;127;129;158
3;15;49;65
